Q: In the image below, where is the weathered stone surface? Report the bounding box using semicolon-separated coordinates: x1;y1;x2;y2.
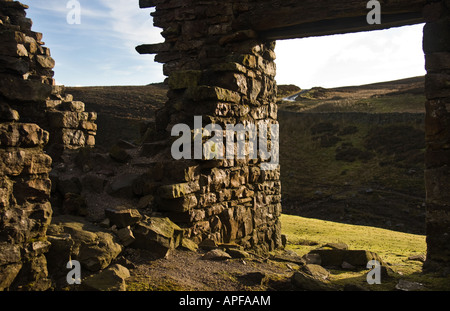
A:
0;263;22;291
226;248;249;259
0;242;21;266
202;249;232;261
131;216;182;258
168;70;202;89
116;226;136;247
179;238;199;252
309;249;384;268
0;123;49;147
187;86;241;103
291;271;333;291
0;74;52;102
158;182;199;199
82;264;130;291
48;216;123;272
301;264;330;281
0;149;52;176
105;207;142;228
36;55;55;69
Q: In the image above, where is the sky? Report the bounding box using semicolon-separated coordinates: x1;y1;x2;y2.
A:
26;0;426;89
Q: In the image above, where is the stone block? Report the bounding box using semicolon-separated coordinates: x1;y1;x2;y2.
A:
423;17;450;53
158;181;199;199
131;216;182;258
187;86;241;103
48;111;80;129
61;100;85;112
425;73;450;99
0;123;49;147
49;215;123;272
309;249;384;268
0;242;21;266
80;121;97;132
105;207;142;228
36;55;55;69
211;62;247;74
168;70;202;89
0;150;52;176
179;238;199;252
157;193;198;212
82;264;130;291
425;166;450;204
61;129;86;146
0;74;52;102
116;226;136;247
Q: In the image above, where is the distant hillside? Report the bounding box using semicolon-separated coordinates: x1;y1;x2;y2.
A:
278;76;425;114
66;83;168;148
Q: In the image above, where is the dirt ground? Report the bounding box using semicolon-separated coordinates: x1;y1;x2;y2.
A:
124;248;299;291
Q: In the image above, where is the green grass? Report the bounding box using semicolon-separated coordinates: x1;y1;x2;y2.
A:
281;214;426;268
281;214;450;291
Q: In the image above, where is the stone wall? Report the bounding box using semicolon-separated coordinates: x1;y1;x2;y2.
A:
0;0;96;289
0;121;52;290
137;0;283;252
423;1;450;271
0;0;96;160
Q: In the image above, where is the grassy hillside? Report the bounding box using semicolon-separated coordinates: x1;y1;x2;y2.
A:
277;77;427;235
279;112;426;234
281;214;450;291
278;76;425;113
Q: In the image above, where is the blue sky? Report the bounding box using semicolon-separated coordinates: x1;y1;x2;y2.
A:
26;1;426;88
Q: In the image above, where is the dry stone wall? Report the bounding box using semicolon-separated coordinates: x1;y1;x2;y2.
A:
0;0;96;290
0;0;96;160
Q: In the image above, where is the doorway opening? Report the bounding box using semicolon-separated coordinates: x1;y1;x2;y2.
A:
275;25;428;280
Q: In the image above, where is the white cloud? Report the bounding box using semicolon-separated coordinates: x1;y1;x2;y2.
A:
97;0;163;51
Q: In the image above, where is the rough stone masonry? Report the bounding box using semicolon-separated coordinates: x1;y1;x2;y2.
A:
0;0;96;290
136;0;283;253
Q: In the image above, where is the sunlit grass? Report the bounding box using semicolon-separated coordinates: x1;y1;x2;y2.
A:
281;214;450;290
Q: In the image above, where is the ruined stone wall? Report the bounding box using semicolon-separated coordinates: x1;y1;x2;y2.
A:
0;0;96;160
138;0;283;252
0;0;96;289
423;1;450;271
